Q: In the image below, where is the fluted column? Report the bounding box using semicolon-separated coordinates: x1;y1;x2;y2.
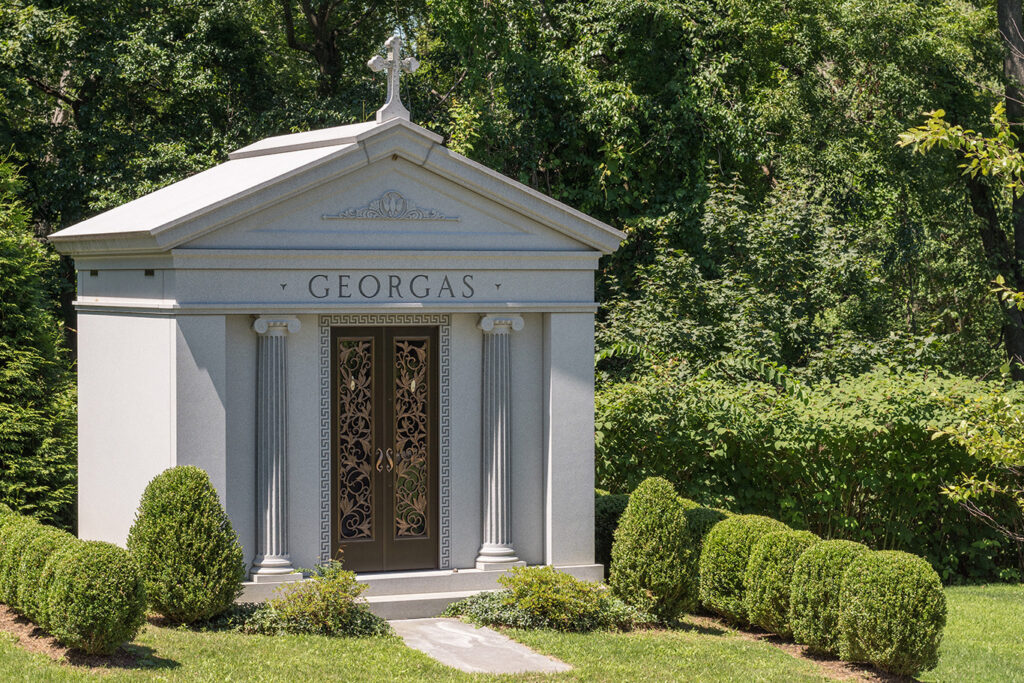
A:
476;314;526;570
252;315;302;581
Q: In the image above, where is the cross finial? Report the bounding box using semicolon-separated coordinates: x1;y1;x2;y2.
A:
367;31;419;123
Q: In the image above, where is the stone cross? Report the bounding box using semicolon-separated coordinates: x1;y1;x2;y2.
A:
367;32;419;123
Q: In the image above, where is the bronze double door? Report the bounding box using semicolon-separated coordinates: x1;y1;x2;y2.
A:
331;326;439;572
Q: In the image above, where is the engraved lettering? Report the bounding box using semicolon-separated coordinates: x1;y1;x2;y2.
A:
438;275;455;298
338;274;351;298
358;274;381;298
388;274;403;299
462;274;475;298
409;274;429;299
308;274;328;299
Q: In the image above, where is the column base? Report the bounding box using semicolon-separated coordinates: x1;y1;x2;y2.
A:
475;544;524;571
251;555;300;583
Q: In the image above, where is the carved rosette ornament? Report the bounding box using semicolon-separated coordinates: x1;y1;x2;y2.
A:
476;314;525;569
252;316;301;580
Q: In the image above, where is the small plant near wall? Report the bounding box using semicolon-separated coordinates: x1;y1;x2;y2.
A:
445;565;653;632
209;562;391;637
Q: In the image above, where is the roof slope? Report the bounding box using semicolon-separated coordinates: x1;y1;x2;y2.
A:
49;118;624;255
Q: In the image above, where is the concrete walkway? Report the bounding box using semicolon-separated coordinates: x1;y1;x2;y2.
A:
390;618;572;674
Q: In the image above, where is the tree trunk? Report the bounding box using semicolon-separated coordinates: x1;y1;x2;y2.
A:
997;0;1024;377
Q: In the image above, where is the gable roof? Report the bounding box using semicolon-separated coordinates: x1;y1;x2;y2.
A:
49;118;624;256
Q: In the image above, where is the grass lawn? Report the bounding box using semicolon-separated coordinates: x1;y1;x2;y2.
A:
0;584;1017;681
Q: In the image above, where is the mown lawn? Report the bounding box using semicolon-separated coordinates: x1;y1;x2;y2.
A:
0;584;1018;682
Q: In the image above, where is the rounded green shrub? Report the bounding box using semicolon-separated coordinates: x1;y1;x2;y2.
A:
744;529;820;637
0;516;40;606
595;492;630;575
609;477;694;620
698;514;788;623
46;541;146;654
127;465;245;624
838;551;946;676
35;537;83;631
17;525;76;622
789;539;870;654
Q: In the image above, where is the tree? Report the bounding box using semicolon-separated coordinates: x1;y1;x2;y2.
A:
0;157;76;529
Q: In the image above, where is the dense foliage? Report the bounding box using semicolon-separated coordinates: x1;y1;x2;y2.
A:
698;514;789;624
839;551;947;675
743;529;820;637
598;365;1022;581
445;565;651;632
0;160;75;530
608;477;694;620
0;515;39;604
789;540;871;655
127;466;245;624
45;540;147;655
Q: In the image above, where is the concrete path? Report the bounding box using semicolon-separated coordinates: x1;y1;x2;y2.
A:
390;618;572;674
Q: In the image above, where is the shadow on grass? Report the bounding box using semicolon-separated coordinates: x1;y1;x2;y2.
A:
66;643;180;671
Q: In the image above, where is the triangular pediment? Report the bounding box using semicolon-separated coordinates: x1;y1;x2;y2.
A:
185;157;586;252
49;119;624;257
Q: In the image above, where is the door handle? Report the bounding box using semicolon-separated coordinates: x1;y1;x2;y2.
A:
385;448;394;472
375;448;385;472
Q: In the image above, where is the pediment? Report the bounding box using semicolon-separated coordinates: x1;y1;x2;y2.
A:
49;119;624;257
185;158;585;252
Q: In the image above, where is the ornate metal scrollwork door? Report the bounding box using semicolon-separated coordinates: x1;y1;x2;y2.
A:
331;326;439;572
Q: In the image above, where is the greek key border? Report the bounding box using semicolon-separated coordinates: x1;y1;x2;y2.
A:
319;314;452;569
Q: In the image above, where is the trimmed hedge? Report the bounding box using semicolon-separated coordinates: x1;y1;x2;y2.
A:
698;514;789;623
16;525;75;622
789;539;870;654
744;529;820;637
609;477;694;620
35;536;83;631
46;541;147;655
595;492;629;575
839;551;947;676
127;466;245;624
0;516;40;606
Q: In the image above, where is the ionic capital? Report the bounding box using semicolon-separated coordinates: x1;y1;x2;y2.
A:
253;316;301;336
478;314;524;334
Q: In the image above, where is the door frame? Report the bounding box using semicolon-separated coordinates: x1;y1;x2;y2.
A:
318;314;452;571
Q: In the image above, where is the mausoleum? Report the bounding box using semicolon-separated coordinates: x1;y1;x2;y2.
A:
49;35;623;616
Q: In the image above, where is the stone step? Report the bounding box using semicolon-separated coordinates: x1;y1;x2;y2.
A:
366;589;493;620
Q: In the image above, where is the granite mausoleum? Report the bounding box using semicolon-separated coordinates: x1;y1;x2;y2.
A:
49;34;624;616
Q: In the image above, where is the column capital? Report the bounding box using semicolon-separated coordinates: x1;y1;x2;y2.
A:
478;314;524;334
253;315;301;336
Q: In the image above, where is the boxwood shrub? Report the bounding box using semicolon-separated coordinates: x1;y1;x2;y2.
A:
839;550;947;676
698;514;788;623
16;525;75;620
609;477;694;620
744;529;820;637
0;515;40;606
34;536;83;631
127;465;245;624
789;539;870;654
595;492;629;575
46;540;147;655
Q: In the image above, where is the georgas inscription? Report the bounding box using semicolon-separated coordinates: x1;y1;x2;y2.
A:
307;273;476;300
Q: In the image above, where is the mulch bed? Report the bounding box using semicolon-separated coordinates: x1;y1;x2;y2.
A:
0;604;144;671
683;615;913;682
